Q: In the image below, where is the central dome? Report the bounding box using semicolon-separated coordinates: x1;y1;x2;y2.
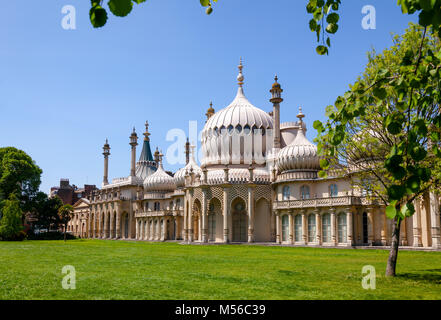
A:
201;62;273;167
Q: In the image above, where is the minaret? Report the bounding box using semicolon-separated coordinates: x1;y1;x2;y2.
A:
270;75;283;150
102;139;110;185
185;138;190;165
129;127;138;177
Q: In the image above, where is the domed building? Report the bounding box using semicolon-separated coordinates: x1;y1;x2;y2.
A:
79;61;441;250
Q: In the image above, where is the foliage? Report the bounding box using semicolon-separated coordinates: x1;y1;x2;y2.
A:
315;23;441;221
0;194;24;241
306;0;441;55
89;0;147;28
30;192;63;231
58;204;74;241
0;147;42;211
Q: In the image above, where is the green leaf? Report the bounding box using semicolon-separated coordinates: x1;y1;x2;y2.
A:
316;45;328;55
387;184;406;201
200;0;210;7
206;7;213;15
320;159;329;169
108;0;133;17
401;202;415;217
386;204;397;219
90;5;108;28
326;12;339;24
372;87;387;100
326;23;339;34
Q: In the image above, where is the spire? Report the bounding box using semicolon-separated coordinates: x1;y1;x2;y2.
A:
237;58;244;88
297;106;306;134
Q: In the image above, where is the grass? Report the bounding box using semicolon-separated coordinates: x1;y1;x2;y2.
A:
0;239;440;300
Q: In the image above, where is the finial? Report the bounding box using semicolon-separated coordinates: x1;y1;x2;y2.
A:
143;120;151;141
210;101;213;108
105;138;108;145
297;106;305;129
237;58;244;88
274;74;278;82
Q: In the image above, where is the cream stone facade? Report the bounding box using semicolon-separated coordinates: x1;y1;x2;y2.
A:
77;62;441;250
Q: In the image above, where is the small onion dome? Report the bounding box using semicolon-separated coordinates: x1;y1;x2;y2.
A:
277;109;320;173
206;102;215;120
174;145;202;187
144;156;175;192
272;75;281;89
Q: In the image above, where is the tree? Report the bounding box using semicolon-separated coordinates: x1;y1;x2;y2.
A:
0;194;24;241
0;147;42;211
58;205;74;242
314;23;441;276
31;192;63;232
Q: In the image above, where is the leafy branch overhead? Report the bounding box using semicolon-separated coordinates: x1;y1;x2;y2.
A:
307;0;441;55
90;0;147;28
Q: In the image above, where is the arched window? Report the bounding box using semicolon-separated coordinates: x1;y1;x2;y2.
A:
329;184;338;197
176;199;181;209
322;213;331;243
154;202;160;211
282;215;289;242
300;185;310;200
338;213;347;243
282;186;290;201
294;215;302;242
308;214;316;242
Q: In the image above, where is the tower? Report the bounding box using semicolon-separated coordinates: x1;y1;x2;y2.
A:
102;139;110;185
270;75;283;150
129;128;138;177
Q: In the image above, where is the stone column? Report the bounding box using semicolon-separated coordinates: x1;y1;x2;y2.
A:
162;219;167;241
380;209;387;246
109;212;114;239
400;217;408;246
413;201;423;247
429;192;441;249
202;189;208;243
183;192;188;241
104;212;109;239
302;211;307;244
93;210;97;238
275;212;281;244
347;209;353;246
330;209;336;246
367;207;375;246
288;211;294;245
156;219;160;241
315;210;321;245
88;211;93;238
188;193;194;242
223;187;229;243
115;209;121;239
247;187;255;243
149;219;153;241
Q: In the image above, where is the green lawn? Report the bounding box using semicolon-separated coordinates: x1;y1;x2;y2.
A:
0;239;440;300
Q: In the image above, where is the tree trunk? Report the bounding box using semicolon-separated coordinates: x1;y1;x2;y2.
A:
64;224;67;242
386;217;402;277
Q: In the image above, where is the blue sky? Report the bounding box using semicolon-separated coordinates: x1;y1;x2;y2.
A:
0;0;417;193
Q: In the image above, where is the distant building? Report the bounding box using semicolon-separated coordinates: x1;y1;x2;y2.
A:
50;179;97;205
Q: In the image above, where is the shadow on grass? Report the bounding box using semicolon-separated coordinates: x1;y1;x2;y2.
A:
397;269;441;284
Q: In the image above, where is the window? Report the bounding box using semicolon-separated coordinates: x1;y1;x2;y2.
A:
300;185;310;200
154;202;160;211
282;215;289;242
308;214;316;242
338;213;347;243
282;186;290;201
294;215;302;242
322;214;331;243
329;184;338;197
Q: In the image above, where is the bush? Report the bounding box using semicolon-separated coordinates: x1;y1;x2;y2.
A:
27;231;77;241
0;194;24;241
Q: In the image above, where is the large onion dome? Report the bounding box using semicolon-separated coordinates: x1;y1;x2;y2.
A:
201;61;273;167
174;145;202;188
277;108;320;178
144;155;175;192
